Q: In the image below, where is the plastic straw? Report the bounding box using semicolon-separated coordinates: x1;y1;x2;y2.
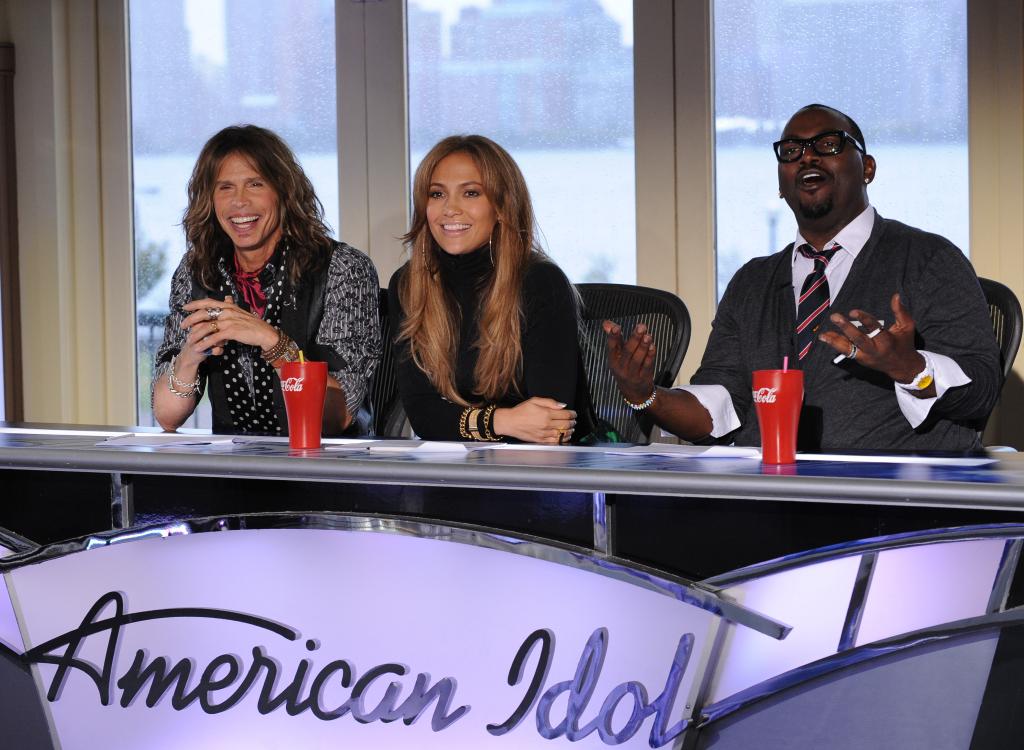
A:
783;356;789;372
299;350;305;364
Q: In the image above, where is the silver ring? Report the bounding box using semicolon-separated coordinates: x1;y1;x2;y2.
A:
206;307;223;320
848;343;858;360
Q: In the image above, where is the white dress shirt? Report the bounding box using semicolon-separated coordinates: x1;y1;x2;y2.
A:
680;206;971;438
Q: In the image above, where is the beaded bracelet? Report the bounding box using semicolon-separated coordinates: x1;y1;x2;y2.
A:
624;388;657;411
260;328;290;364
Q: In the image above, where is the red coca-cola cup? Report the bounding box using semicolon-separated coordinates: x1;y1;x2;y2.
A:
751;369;804;464
280;361;328;450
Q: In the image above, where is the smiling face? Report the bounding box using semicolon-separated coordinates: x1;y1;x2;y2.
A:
777;107;876;244
425;151;498;256
213;151;283;267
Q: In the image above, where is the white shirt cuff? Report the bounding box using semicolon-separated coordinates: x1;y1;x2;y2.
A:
894;350;971;429
676;384;742;438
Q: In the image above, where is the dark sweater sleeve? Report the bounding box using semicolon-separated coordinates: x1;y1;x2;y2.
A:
903;234;1002;424
387;267;470;440
690;261;758;441
519;261;581;408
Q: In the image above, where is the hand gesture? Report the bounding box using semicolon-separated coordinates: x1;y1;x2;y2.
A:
818;293;927;385
603;320;656;404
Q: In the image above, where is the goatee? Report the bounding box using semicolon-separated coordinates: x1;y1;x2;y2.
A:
800;199;833;220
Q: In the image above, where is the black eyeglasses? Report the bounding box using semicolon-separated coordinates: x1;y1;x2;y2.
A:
772;130;865;163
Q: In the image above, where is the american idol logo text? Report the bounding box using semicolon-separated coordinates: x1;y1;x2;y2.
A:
752;386;778;404
22;592;696;746
281;376;305;392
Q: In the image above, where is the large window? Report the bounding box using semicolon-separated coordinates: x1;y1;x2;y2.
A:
128;0;338;426
407;0;635;283
714;0;968;298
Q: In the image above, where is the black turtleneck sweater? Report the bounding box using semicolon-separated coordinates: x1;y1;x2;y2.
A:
387;246;583;441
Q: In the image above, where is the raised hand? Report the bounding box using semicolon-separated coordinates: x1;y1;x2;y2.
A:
819;293;931;393
602;320;657;405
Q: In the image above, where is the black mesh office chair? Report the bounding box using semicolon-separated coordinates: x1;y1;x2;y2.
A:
368;289;408;437
577;283;690;444
978;278;1023;381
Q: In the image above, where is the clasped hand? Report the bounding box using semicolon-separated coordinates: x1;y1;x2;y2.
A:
818;293;926;385
493;397;577;444
178;295;279;367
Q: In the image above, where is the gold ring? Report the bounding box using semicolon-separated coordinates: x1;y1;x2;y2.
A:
210;320;220;334
557;430;567;445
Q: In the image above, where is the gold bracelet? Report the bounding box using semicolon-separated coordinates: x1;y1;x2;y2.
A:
467;408;482;437
458;406;474;440
481;403;501;441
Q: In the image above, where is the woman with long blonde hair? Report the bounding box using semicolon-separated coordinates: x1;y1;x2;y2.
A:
389;135;590;443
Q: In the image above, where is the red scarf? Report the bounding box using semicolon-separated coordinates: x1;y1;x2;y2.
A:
233;256;268;318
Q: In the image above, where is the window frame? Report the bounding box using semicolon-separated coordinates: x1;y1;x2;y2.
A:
7;0;1021;434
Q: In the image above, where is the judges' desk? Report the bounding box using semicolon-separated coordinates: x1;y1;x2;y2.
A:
2;425;1024;577
3;426;1024;748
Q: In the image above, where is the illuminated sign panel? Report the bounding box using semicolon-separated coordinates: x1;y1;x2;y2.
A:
4;529;724;748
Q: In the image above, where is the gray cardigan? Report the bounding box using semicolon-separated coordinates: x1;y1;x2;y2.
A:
692;213;1001;451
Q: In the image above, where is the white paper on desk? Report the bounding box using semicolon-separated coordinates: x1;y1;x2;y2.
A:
96;434;237;447
797;453;995;467
607;444;761;459
474;443;604;453
1;426;126;438
364;440;470;454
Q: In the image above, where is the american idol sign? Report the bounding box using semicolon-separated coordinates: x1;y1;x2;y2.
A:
0;521;783;749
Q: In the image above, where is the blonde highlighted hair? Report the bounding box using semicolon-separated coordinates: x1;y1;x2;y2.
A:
397;135;544;405
183;125;334;289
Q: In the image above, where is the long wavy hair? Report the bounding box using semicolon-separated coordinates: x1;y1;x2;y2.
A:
398;135;545;405
183;125;334;289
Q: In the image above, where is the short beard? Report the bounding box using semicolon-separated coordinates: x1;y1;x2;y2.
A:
800;198;833;220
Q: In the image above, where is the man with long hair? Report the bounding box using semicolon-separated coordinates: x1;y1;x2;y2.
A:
152;125;379;435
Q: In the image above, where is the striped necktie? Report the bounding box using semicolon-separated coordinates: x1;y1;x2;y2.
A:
795;243;840;360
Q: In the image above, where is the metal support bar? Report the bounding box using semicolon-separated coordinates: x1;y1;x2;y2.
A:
838;551;877;651
592;491;613;555
988;538;1023;613
110;472;134;529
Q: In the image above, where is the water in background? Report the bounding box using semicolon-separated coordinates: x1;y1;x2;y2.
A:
134;142;968;424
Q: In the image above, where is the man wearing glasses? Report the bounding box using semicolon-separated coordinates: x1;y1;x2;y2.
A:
604;104;1000;451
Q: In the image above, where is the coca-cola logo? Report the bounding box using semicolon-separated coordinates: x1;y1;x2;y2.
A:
752;386;778;404
282;376;305;392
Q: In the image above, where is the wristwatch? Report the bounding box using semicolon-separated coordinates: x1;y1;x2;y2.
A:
899;362;934;392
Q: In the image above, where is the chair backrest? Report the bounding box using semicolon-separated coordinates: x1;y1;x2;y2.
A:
576;283;690;444
978;277;1023;381
368;289;408;437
